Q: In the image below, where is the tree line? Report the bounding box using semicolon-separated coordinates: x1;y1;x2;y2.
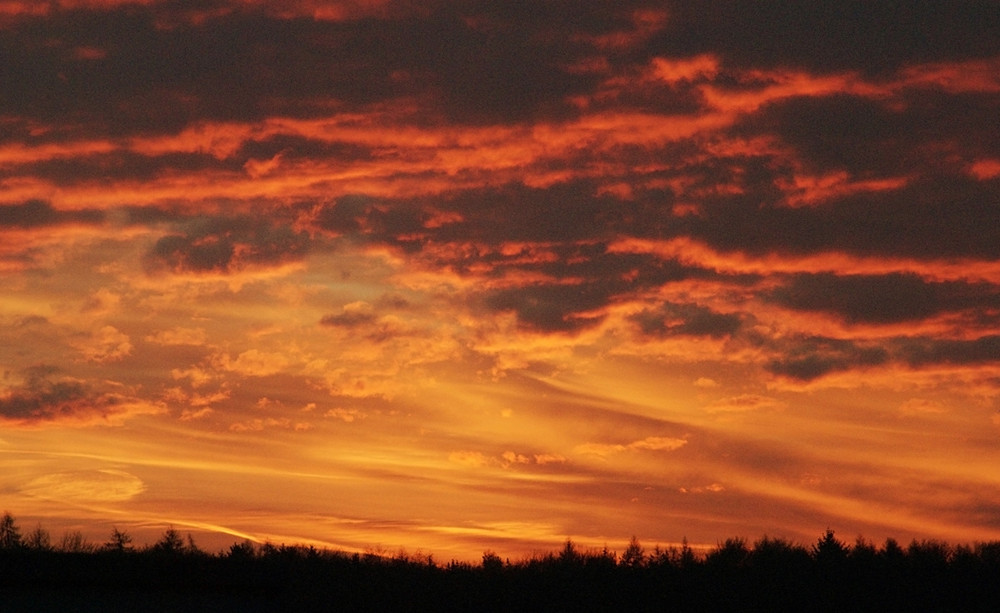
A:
2;511;1000;611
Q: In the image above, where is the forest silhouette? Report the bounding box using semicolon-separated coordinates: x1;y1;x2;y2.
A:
2;512;1000;611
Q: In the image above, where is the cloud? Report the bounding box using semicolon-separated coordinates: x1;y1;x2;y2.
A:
466;241;702;333
705;394;784;414
533;453;568;465
21;469;145;503
1;0;999;559
575;435;687;457
740;88;1000;180
229;417;311;432
759;331;1000;383
484;283;610;332
631;302;744;338
679;482;724;494
448;451;489;468
320;301;378;327
0;200;103;227
179;407;214;421
448;449;569;469
81;288;121;315
0;365;161;426
325;407;364;423
765;336;889;382
898;398;946;418
767;273;1000;325
219;349;291;377
0;2;604;132
319;299;419;344
144;215;309;275
145;327;207;346
647;1;1000;75
897;335;1000;367
73;325;132;363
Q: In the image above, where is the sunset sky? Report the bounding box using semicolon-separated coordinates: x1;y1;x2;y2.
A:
2;1;1000;560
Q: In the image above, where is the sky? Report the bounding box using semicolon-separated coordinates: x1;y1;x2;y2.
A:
2;0;1000;560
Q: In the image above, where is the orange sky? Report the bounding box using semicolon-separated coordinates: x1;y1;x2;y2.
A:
2;0;1000;560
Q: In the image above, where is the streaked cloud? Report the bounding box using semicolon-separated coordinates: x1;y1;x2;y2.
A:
575;436;688;458
21;469;145;503
1;0;999;559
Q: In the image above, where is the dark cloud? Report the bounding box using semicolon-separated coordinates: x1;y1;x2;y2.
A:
375;294;412;310
738;91;1000;177
312;195;379;235
0;9;391;133
631;302;745;338
763;332;1000;382
3;151;228;186
682;172;1000;260
235;134;375;167
485;283;610;332
428;182;627;244
898;335;1000;367
320;310;378;328
0;365;115;424
741;94;911;177
649;1;1000;75
764;336;889;381
144;215;309;274
320;293;413;336
475;244;707;332
310;185;737;333
2;0;996;139
0;200;103;227
0;2;614;134
767;273;1000;325
312;182;649;249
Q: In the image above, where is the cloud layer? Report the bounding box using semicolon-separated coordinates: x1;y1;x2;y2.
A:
2;0;1000;559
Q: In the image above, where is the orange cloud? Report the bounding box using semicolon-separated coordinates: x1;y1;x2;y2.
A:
649;54;719;83
969;159;1000;180
575;436;687;457
0;369;164;428
608;237;1000;284
73;325;132;363
21;469;145;503
145;327;207;346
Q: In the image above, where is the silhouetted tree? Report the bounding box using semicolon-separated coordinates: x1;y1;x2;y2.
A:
0;511;22;549
905;539;952;608
707;537;750;569
849;536;878;563
749;535;810;570
481;550;504;571
2;524;1000;611
744;536;812;610
104;526;132;552
975;541;1000;565
153;526;185;554
587;545;617;571
185;532;200;554
558;538;581;565
228;539;257;560
25;523;52;551
621;535;645;568
907;539;950;567
678;536;697;569
881;537;905;562
60;530;95;553
812;529;848;563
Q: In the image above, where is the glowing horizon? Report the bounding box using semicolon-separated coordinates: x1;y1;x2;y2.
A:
3;0;1000;561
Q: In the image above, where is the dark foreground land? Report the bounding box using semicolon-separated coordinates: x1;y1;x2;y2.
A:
3;529;1000;612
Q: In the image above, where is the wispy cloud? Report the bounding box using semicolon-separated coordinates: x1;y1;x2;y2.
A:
1;0;999;558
